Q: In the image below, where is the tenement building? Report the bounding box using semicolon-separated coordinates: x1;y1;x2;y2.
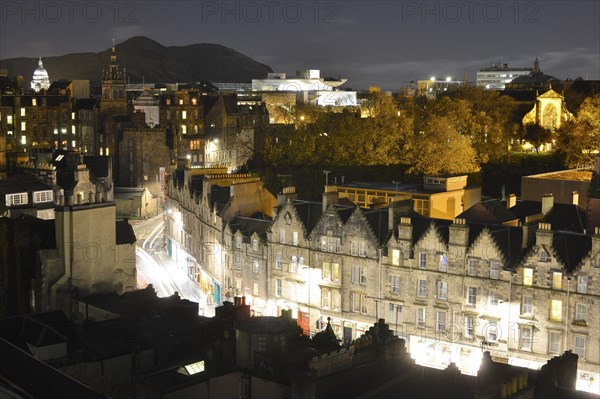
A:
165;175;600;394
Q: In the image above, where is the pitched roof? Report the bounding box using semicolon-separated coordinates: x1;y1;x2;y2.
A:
363;208;391;245
552;232;592;272
229;215;272;240
459;202;518;225
290;200;323;234
544;203;587;234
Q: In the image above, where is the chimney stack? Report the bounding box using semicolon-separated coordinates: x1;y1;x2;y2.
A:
507;194;516;209
541;194;554;215
322;185;339;212
571;191;579;206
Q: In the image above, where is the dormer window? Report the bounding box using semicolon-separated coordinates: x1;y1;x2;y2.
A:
284;212;292;225
539;250;548;262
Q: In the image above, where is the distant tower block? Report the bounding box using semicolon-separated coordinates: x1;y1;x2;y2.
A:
31;58;50;92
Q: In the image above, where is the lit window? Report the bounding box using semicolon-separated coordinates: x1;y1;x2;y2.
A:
417;279;427;297
182;110;187;119
577;275;587;293
550;300;562;321
490;262;500;279
321;288;331;309
71;140;76;147
33;191;53;203
523;268;533;286
192;98;197;105
436;311;446;332
21;121;26;131
71;126;76;134
391;276;400;294
548;331;561;354
574;336;586;359
253;282;259;296
5;193;28;206
522;295;533;315
182;360;205;375
552;272;562;289
391;249;400;266
181;125;187;134
20;107;25;116
7;130;12;135
438;253;447;272
32;99;37;106
6;115;13;124
437;281;448;300
179;99;184;105
21;135;26;145
71;112;75;120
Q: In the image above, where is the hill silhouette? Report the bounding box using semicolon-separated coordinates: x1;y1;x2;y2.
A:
0;36;272;84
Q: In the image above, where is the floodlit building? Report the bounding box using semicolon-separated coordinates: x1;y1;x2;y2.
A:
165;174;600;394
477;63;532;90
30;58;51;93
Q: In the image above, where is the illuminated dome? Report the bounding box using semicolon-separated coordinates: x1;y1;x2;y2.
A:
31;57;50;92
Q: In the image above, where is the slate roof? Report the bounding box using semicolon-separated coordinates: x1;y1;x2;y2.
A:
363;208;391;245
459;202;518;225
334;204;355;223
116;220;137;245
552;232;592;272
486;225;526;269
229;215;272;240
544;203;587;234
210;185;231;214
290;200;323;234
410;215;451;246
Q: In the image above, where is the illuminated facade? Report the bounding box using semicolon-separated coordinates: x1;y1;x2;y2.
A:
165;177;600;394
477;63;532;90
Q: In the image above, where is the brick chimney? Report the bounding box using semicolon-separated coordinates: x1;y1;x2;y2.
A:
541;194;554;215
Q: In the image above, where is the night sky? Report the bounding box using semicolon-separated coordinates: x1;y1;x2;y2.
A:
1;0;599;90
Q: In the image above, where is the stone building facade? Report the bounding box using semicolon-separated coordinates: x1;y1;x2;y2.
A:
165;178;600;394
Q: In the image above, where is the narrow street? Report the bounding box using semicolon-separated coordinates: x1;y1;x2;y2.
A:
130;215;214;316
